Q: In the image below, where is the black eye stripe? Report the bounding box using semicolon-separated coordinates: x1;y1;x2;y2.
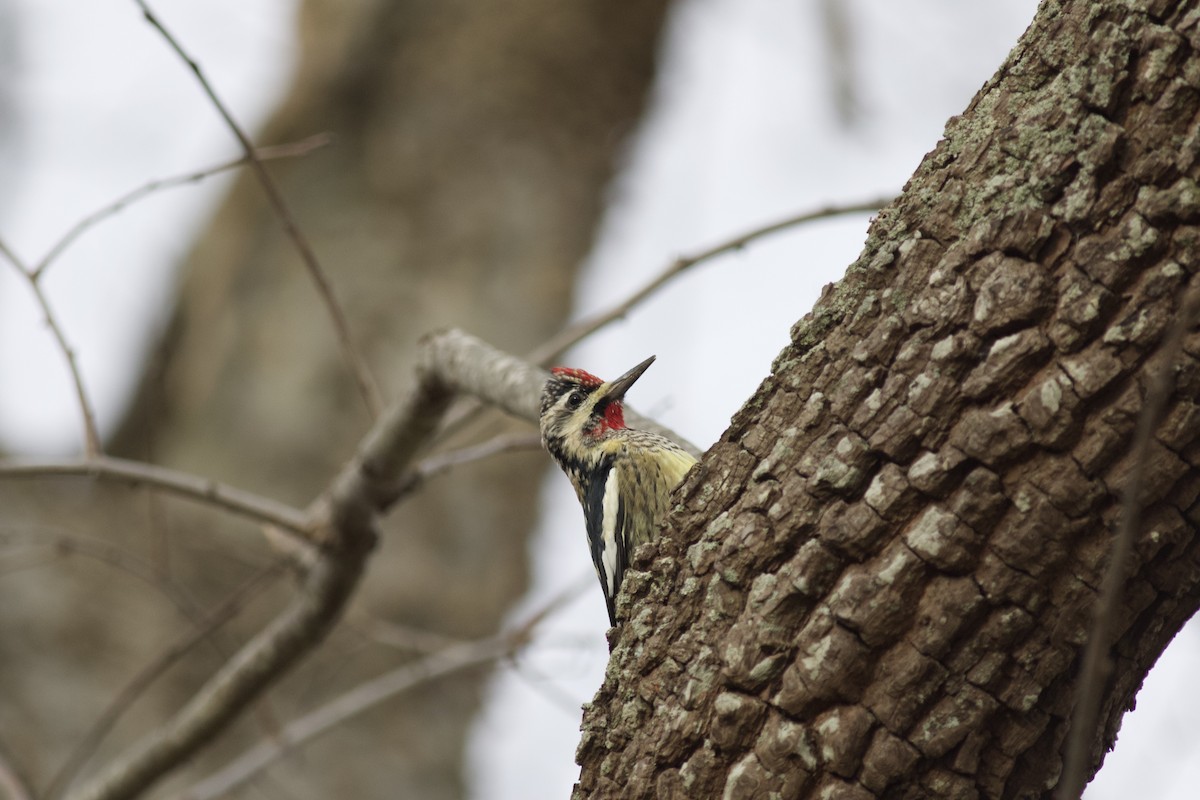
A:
549;378;596;402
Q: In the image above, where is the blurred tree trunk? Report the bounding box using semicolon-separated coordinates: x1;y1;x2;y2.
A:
1;1;671;798
576;1;1200;797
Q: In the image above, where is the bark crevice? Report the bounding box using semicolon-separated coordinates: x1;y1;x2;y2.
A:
575;1;1200;797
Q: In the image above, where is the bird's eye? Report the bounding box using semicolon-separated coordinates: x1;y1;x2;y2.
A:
566;391;584;410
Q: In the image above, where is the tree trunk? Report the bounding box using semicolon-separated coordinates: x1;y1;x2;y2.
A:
576;1;1200;797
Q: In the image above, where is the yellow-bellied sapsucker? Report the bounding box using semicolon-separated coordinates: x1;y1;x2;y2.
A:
540;356;697;625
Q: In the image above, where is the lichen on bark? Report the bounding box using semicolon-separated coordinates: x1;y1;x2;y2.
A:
575;1;1200;797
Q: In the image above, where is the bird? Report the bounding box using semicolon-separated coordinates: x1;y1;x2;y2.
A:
539;356;697;625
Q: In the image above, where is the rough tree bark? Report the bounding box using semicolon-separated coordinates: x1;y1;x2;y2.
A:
576;1;1200;798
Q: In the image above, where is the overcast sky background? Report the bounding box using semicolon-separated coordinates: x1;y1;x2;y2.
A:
1;1;1197;798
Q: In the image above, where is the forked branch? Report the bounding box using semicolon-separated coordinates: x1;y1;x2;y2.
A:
60;329;614;800
33;134;332;280
133;0;382;418
183;580;588;800
0;239;102;457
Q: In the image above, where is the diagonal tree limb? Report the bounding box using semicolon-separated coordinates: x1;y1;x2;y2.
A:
0;548;63;577
182;636;522;800
64;549;371;800
44;565;282;800
62;327;658;800
182;579;589;800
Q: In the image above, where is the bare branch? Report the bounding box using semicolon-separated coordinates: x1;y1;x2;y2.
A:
183;581;588;800
1057;286;1200;800
133;0;382;418
1;526;295;793
526;196;891;366
184;638;512;800
433;197;891;448
386;431;543;501
316;329;548;523
0;238;103;457
509;658;592;718
33;134;333;280
349;613;468;655
0;527;210;613
0;456;312;543
417;431;543;480
60;332;522;799
45;566;281;800
64;549;370;800
60;328;675;800
0;522;294;769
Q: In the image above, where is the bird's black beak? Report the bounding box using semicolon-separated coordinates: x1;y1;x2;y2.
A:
600;355;656;404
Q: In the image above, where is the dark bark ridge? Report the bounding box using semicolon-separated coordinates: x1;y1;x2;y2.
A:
576;1;1200;798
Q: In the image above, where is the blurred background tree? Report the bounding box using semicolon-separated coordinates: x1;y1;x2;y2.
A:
1;1;670;797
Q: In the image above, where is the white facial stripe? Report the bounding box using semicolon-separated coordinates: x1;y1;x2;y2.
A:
601;467;621;597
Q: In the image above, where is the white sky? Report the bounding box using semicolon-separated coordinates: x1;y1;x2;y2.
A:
1;1;1197;798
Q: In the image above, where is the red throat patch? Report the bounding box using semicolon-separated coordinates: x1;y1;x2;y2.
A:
587;402;626;437
602;401;626;431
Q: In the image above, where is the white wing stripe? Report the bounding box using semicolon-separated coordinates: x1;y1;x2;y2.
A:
601;467;621;598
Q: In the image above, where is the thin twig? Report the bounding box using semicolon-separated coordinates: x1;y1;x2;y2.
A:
0;456;312;542
434;196;891;446
417;431;542;479
509;660;590;718
183;581;587;800
63;331;520;800
64;551;370;800
133;0;382;418
0;239;103;457
33;134;332;280
526;196;890;366
45;566;282;800
0;519;285;755
1057;287;1200;800
0;528;198;610
184;640;512;800
349;614;465;655
62;330;672;800
0;525;297;779
385;431;543;502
